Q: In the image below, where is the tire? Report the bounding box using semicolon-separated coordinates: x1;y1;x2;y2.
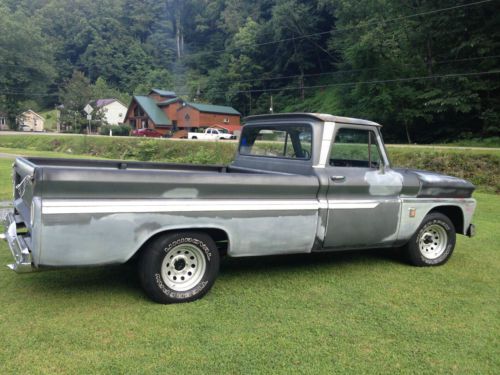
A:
192;136;197;139
138;231;220;303
403;212;456;266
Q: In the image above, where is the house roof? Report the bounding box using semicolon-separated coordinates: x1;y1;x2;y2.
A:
134;96;171;126
95;99;116;107
150;89;176;97
186;102;241;116
157;98;182;106
21;109;45;121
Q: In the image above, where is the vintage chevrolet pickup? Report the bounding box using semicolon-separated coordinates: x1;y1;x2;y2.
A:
2;113;476;303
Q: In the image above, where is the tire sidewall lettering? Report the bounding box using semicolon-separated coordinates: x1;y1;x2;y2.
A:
155;235;212;300
415;218;453;264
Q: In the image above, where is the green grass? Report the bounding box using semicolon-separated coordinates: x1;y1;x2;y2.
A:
440;136;500;148
0;191;498;373
0;158;13;201
0;146;499;373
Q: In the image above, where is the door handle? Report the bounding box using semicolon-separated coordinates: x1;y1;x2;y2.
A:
330;175;346;182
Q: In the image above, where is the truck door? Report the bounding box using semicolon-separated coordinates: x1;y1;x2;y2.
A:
323;126;402;249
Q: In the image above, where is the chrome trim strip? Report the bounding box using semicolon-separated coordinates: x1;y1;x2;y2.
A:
42;199;321;215
328;201;380;209
41;198;382;215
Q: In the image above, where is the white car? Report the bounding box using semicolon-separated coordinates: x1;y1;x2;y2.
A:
188;127;236;140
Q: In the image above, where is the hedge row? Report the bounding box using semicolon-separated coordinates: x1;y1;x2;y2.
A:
0;134;498;192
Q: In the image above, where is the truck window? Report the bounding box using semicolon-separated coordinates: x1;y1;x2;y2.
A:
239;125;312;159
329;128;381;168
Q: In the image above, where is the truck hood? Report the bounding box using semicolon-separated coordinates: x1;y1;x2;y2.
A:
395;168;475;198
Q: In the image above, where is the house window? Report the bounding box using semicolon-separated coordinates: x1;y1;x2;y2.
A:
134;106;145;117
185;113;190;120
223;117;229;123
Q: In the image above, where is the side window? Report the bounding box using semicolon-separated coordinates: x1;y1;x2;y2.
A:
329;128;382;168
239;125;312;159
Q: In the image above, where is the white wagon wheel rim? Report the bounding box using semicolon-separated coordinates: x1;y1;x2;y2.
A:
161;243;207;292
418;224;448;260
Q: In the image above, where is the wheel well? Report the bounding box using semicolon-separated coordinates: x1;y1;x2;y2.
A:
428;205;464;234
130;228;229;262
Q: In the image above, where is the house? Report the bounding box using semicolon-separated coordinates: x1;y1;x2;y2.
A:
124;89;241;135
18;110;45;131
177;102;241;133
92;98;127;125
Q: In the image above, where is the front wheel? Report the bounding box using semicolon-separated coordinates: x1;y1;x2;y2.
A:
403;212;456;266
138;231;220;303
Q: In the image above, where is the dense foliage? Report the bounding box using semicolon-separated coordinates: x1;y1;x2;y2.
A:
0;0;498;141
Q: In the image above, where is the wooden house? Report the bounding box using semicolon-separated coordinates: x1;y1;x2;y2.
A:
124;89;241;136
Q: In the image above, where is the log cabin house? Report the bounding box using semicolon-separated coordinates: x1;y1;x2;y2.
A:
124;89;241;136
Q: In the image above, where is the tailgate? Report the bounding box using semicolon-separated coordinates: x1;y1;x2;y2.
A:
12;157;38;227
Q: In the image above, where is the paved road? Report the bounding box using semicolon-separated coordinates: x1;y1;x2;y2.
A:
0;152;21;158
386;144;499;151
0;200;12;219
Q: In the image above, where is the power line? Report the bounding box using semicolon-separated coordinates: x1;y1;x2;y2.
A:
2;67;498;98
184;0;494;58
229;70;500;95
177;54;500;89
2;62;499;99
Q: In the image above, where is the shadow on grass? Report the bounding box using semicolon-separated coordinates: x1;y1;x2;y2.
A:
19;248;404;300
220;247;403;275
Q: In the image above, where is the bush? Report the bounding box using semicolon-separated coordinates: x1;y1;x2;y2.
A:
99;124;131;136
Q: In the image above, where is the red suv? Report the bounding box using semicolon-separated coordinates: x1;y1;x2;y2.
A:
131;128;163;138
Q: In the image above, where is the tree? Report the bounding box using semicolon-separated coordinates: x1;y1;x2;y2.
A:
92;77;131;107
323;0;500;142
59;71;93;132
0;4;55;129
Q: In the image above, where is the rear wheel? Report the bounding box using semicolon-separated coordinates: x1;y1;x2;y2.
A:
403;212;456;266
138;231;220;303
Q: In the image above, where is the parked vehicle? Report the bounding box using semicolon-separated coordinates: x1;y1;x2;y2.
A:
18;125;32;132
2;113;476;304
188;127;236;140
131;128;163;137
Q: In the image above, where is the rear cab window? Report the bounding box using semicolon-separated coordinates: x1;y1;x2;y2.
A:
239;125;312;160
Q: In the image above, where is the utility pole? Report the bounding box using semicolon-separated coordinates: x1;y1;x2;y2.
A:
269;95;273;114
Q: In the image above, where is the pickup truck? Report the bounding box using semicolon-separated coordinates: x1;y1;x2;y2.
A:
188;127;236;140
2;113;476;304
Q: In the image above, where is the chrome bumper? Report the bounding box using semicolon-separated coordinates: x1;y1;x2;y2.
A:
1;212;35;273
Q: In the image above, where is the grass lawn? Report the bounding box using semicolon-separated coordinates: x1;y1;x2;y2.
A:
0;148;498;373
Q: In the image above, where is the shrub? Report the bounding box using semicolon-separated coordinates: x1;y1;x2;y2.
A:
99;124;131;136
